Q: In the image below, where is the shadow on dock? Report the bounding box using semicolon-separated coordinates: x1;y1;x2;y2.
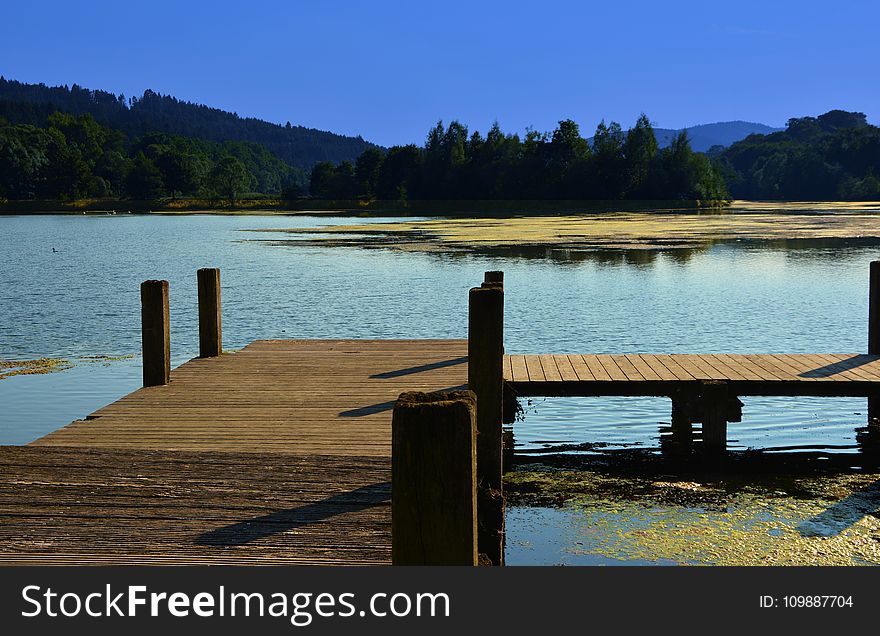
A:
339;384;467;417
799;354;878;378
370;356;468;379
196;482;391;547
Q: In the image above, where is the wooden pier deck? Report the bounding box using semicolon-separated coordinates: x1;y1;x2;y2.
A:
2;339;468;565
506;353;880;397
33;339;468;454
0;446;390;565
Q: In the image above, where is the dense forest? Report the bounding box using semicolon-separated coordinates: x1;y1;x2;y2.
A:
310;116;729;201
715;110;880;200
0;78;376;169
0;110;306;201
1;75;878;204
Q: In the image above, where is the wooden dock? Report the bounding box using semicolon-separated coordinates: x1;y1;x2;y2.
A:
506;353;880;397
0;446;391;565
33;339;468;454
4;265;880;565
2;339;468;565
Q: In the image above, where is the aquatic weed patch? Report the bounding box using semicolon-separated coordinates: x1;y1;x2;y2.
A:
506;467;880;565
0;357;73;379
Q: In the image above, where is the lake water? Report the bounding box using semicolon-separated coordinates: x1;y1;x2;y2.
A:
2;213;879;460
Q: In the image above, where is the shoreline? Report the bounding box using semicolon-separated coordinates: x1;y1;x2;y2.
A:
3;198;880;218
0;197;782;217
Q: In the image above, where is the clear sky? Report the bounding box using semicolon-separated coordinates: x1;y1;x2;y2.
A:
2;0;878;146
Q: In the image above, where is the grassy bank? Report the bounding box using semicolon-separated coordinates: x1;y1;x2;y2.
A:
0;197;726;216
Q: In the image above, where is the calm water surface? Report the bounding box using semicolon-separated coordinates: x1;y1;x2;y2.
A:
1;214;879;459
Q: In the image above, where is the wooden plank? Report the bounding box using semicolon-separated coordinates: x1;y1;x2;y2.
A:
807;354;874;381
634;355;676;381
762;354;817;381
703;354;748;381
773;354;844;380
671;355;717;380
652;354;695;381
625;354;662;381
567;354;595;381
710;354;763;381
524;355;546;383
553;355;580;382
32;340;469;456
613;355;645;381
821;354;880;380
582;355;612;381
595;355;628;381
509;355;529;383
739;354;791;382
0;446;390;565
538;355;563;382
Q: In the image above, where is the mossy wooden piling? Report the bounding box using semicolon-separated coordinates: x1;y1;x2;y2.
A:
869;260;880;426
391;391;478;566
140;279;170;387
468;283;505;565
197;267;222;358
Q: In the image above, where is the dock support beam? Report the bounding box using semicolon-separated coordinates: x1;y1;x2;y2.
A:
700;382;729;452
869;261;880;426
668;397;694;454
197;268;222;358
141;280;170;387
392;391;478;566
468;284;505;565
668;382;741;454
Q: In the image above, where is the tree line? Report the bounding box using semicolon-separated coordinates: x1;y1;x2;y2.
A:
0;110;306;201
309;116;729;201
0;78;377;169
714;110;880;200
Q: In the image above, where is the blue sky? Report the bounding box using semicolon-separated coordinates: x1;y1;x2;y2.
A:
2;0;877;146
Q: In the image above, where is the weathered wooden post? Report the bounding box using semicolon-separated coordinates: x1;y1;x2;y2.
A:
869;261;880;426
141;280;170;387
483;270;504;286
392;390;478;566
197;268;222;358
468;284;504;565
482;270;516;424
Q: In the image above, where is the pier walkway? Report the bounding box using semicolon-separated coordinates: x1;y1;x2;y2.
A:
3;266;880;565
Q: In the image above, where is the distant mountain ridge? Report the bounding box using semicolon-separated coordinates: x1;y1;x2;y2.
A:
586;120;782;152
653;121;784;152
0;78;377;169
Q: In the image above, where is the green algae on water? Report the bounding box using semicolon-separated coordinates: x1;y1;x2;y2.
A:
505;467;880;565
0;357;73;380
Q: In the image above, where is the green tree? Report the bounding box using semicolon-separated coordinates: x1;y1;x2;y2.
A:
209;155;253;203
592;121;626;198
309;161;336;198
354;147;384;198
376;145;422;201
623;114;658;197
126;151;165;199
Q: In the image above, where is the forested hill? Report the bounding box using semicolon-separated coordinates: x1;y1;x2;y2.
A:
0;78;377;169
716;110;880;200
